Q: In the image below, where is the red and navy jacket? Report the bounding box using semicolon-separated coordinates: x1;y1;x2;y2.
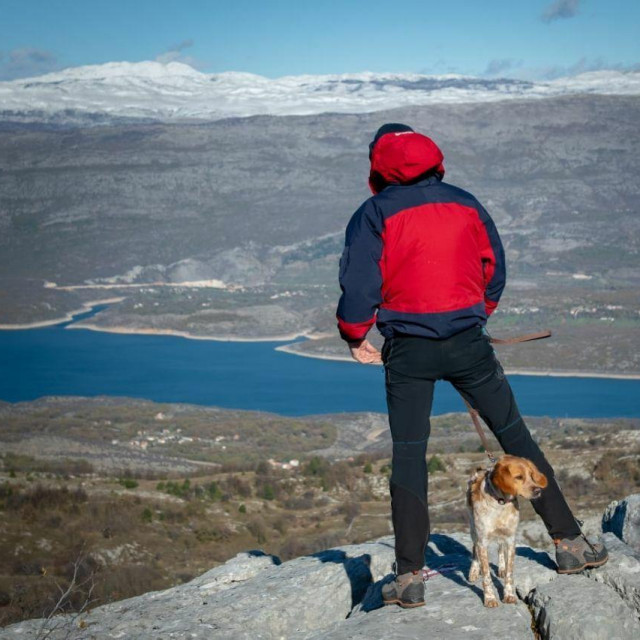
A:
337;130;506;342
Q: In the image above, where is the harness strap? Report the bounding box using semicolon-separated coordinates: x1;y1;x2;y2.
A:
484;471;516;505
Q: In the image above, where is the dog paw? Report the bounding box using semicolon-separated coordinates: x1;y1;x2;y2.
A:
484;598;499;608
502;594;517;604
498;567;506;578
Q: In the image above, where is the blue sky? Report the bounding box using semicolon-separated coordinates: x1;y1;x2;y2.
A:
0;0;638;80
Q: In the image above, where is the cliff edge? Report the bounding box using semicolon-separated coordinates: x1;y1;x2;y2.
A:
3;495;640;640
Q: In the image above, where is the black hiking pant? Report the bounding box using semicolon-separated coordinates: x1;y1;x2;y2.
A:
381;325;581;574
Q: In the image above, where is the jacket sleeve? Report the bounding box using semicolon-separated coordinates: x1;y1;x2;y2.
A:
336;200;384;342
475;202;506;316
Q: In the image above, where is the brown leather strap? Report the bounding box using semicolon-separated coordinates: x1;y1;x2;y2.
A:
464;328;551;463
489;329;552;345
463;400;497;464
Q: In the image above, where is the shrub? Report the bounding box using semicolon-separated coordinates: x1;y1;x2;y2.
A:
272;515;288;535
118;478;138;490
304;456;329;477
282;496;314;510
427;455;447;473
194;525;232;543
279;537;309;560
162;479;191;499
363;463;373;474
340;501;361;525
225;475;252;498
3;484;87;511
206;481;223;501
255;461;271;476
141;508;153;523
246;516;268;544
238;504;246;514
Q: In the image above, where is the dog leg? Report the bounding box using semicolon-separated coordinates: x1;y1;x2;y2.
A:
477;544;498;607
469;543;480;582
468;518;480;582
502;541;517;604
498;542;506;579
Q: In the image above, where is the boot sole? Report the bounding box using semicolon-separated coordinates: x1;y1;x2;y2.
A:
556;555;609;574
383;598;425;608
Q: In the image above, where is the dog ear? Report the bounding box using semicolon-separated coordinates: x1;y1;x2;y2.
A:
491;461;515;495
526;460;548;488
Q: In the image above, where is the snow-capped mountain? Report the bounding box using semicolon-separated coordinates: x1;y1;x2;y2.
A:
1;60;639;124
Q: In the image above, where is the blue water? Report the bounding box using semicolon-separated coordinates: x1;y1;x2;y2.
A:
1;306;639;418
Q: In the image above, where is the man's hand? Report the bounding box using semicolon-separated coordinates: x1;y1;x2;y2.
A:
348;339;382;364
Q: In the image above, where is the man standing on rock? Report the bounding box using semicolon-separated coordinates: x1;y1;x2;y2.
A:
336;123;608;608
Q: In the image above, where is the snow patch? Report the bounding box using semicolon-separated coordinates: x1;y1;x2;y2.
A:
2;61;640;124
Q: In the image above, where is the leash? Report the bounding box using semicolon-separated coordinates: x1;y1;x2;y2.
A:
464;400;498;464
464;329;553;464
422;563;461;582
485;329;552;345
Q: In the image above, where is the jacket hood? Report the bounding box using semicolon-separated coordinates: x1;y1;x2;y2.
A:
368;130;445;194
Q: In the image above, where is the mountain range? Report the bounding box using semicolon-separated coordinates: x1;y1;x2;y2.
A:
1;61;640;125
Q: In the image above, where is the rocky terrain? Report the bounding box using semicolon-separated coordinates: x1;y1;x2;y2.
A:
2;495;639;639
1;396;639;630
2;396;638;471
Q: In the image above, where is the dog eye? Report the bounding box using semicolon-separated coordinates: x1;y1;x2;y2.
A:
514;475;523;480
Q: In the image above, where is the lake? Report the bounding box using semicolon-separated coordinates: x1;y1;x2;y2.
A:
1;306;639;418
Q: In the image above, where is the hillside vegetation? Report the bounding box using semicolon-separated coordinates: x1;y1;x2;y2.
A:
1;396;639;627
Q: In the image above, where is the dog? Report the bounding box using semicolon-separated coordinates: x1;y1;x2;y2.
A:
466;455;548;607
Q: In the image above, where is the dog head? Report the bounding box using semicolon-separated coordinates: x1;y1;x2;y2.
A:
491;455;548;500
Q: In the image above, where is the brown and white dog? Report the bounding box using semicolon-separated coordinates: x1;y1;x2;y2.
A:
466;455;548;607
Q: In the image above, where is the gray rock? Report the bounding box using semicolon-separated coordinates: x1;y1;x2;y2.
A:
326;533;536;640
603;494;640;550
528;574;640;640
193;550;281;594
585;532;640;616
3;500;640;640
0;543;376;640
512;545;557;599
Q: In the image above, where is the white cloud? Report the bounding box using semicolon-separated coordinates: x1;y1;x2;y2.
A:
155;39;202;68
541;0;580;24
533;57;640;80
484;58;523;77
0;48;60;80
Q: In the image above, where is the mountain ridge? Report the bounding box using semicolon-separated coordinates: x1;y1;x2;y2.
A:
2;60;640;124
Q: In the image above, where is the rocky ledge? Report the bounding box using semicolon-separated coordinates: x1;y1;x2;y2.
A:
3;495;640;640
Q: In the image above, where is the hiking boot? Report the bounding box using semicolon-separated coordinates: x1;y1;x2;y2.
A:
554;534;609;574
381;570;425;608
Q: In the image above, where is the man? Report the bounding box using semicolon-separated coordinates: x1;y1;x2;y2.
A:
336;123;608;608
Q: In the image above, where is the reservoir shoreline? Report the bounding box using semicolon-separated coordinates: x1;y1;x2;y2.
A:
273;344;640;380
1;306;639;382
